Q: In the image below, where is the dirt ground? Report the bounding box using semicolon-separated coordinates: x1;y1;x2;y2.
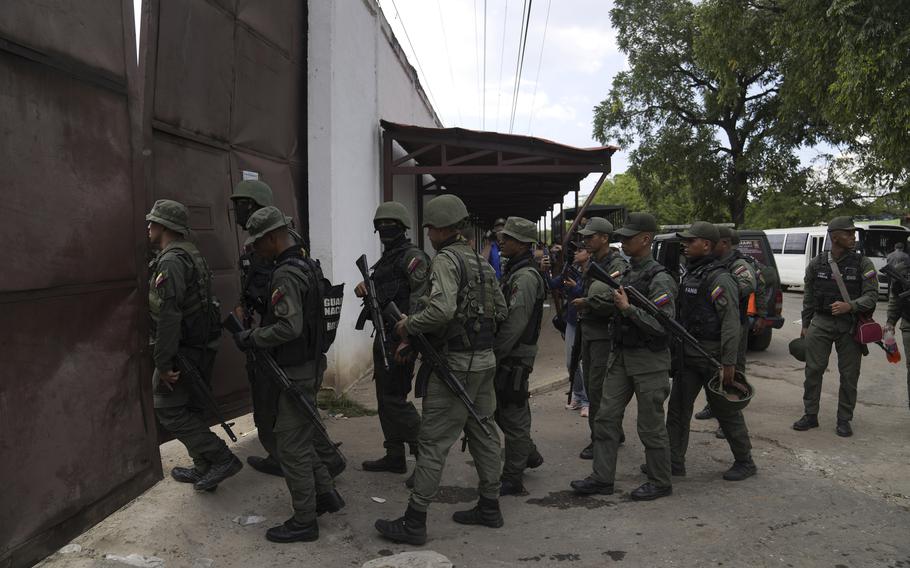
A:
37;294;910;568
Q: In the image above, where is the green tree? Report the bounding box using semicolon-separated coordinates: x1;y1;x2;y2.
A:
594;0;810;225
593;172;696;225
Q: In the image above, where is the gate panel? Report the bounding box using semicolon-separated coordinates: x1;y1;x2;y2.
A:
0;2;155;567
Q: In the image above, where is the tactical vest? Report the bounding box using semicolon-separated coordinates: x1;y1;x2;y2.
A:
501;254;546;347
239;251;272;318
438;241;499;352
582;251;621;326
149;240;219;347
811;252;863;315
372;239;421;314
615;263;669;351
679;261;725;341
264;252;325;366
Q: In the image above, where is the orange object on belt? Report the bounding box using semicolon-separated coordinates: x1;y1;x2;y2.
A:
747;292;758;316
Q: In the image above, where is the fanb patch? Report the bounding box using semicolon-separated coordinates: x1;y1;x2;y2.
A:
710;286;724;302
652;292;670;307
407;257;423;274
154;271;168;288
271;287;285;306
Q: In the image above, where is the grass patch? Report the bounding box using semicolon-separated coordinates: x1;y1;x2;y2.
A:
317;390;376;417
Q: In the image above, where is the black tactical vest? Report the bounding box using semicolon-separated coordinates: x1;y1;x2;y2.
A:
372;238;420;314
239;250;272;318
811;252;863;315
149;241;217;347
501;253;545;347
615;263;669;351
264;249;324;366
679;259;725;341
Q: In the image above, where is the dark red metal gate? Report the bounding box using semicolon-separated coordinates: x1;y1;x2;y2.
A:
0;2;158;567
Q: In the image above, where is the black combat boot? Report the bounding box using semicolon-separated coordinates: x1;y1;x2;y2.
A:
639;462;686;477
499;478;526;496
452;496;504;528
171;466;204;484
630;482;672;501
193;455;243;491
792;414;819;431
579;443;594;460
375;506;428;545
836;419;853;437
694;404;714;420
569;477;614;495
362;454;408;473
316;489;345;516
526;449;544;469
715;427;726;439
723;460;757;481
266;518;319;543
247;455;284;477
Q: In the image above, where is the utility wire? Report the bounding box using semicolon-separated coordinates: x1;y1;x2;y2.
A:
482;0;487;129
495;0;509;131
387;0;445;125
526;0;551;134
474;0;481;129
508;0;533;133
435;0;462;124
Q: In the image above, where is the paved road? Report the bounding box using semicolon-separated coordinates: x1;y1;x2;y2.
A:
38;292;910;568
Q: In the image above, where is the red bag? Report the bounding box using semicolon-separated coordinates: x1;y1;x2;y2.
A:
853;314;883;344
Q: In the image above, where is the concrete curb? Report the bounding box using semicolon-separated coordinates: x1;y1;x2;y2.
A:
530;374;570;397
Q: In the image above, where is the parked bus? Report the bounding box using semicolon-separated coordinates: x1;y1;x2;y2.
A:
764;222;909;294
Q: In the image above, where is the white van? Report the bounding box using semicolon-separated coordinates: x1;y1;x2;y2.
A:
765;222;909;294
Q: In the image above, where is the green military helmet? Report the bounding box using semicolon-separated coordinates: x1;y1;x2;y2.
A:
500;216;538;243
788;337;806;362
146;199;189;235
374;201;411;229
231;180;274;207
244;206;290;246
423;194;469;228
828;216;857;233
705;370;755;413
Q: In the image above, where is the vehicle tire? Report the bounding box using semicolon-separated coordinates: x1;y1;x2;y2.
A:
748;327;773;351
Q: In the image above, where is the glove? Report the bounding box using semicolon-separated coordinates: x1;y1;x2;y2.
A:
233;329;254;351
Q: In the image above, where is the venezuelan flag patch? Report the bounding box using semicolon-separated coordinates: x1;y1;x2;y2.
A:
733;265;748;275
271;287;285;305
652;293;670;307
407;257;423;274
863;269;876;280
710;286;724;302
154;271;167;288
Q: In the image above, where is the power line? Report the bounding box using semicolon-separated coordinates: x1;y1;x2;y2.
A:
495;0;509;131
483;0;487;129
387;0;445;125
508;0;533;133
526;0;551;134
474;0;481;129
435;0;462;124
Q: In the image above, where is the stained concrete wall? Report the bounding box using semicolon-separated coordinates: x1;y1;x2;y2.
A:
308;0;440;392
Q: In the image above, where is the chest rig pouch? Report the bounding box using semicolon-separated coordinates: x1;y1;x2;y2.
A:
679;263;724;341
439;246;497;352
615;264;669;351
150;242;221;347
372;243;415;314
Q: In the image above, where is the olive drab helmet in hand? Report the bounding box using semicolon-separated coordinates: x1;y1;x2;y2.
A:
374;201;412;229
706;370;755;412
146;199;190;235
422;194;469;228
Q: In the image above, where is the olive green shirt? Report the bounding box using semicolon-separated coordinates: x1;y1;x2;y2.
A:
149;240;198;373
613;256;677;374
720;251;757;300
801;252;878;328
579;250;630;340
494;263;547;364
401;247;431;314
406;239;507;371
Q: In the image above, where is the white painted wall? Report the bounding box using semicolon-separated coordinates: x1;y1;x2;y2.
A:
307;0;440;392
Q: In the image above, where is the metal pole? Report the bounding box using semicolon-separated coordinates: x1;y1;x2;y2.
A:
563;171;608;249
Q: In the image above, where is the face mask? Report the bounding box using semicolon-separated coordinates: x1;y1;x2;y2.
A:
235;201;255;229
377;225;404;243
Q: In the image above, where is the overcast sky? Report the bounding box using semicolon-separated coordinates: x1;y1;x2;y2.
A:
379;0;626;205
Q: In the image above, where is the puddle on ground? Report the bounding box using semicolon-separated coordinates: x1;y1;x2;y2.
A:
603;550;627;561
525;490;617;510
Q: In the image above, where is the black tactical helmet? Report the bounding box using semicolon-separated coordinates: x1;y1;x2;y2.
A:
706;370;755;413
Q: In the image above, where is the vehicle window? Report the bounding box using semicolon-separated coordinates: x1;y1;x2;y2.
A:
861;229;908;258
767;234;784;254
737;238;767;264
783;233;808;254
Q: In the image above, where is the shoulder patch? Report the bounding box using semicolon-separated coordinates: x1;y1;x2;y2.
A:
271;286;285;306
710;285;724;302
652;292;670;307
407;256;423;274
733;265;748;276
154;270;168;288
863;268;876;280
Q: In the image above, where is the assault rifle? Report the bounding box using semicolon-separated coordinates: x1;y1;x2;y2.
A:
586;262;723;369
881;264;910;300
384;301;493;440
354;254;391;371
223;314;346;465
174;352;237;442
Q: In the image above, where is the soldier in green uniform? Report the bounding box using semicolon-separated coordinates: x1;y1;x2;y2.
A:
666;221;757;481
146;199;243;492
232;207;344;543
355;202;429;477
793;216;878;437
375;194;507;545
493;217;547;496
230;180;345;479
571;217;629;460
885;248;910;409
571;213;676;500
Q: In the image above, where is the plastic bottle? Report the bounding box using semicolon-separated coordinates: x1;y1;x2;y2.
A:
883;327;901;364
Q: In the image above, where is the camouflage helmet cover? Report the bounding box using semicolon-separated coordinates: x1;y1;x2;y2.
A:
422;194;469;228
146;199;189;235
374;201;411;229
